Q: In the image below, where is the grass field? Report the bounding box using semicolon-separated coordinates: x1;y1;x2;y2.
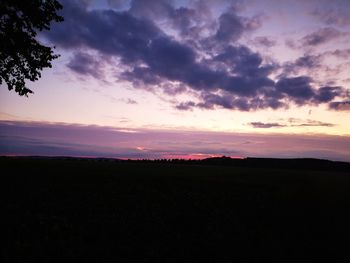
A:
1;157;350;262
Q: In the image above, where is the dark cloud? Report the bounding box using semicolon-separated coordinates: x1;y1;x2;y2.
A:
249;119;335;129
67;52;104;78
276;76;315;104
199;93;237;110
145;37;196;78
43;0;348;112
275;78;344;106
281;54;322;76
249;122;285;128
171;7;198;38
161;82;187;96
215;12;244;42
175;101;196;111
301;27;346;46
47;1;161;62
176;92;284;112
329;101;350;111
294;55;321;68
274;77;345;107
214;45;267;77
315;86;343;103
207;10;264;47
121;67;161;87
294;121;334;127
288;118;335;127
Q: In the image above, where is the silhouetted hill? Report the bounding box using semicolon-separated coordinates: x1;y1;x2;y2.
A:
2;155;348;172
1;156;350;262
200;156;350;172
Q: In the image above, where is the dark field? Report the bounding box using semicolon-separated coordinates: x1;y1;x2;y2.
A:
1;157;350;262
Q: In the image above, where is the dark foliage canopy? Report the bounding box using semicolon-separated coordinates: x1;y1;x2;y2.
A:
0;0;63;96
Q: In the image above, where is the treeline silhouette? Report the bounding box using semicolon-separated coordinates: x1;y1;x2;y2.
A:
2;156;349;172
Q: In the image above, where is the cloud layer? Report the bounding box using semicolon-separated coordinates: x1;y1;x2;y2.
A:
249;119;335;129
1;121;350;161
43;0;350;111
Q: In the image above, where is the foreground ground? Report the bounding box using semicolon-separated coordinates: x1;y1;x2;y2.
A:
1;157;350;262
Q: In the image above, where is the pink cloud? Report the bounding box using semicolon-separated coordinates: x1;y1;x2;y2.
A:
1;121;350;162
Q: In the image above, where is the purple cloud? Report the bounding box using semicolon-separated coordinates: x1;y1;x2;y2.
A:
249;119;335;129
176;101;196;111
249;122;285;128
311;7;350;27
301;27;346;46
329;101;350;111
276;76;314;103
327;49;350;59
293;121;334;127
288;118;335;127
281;54;322;76
214;11;245;42
1;121;349;161
315;86;344;103
43;0;349;112
253;36;276;47
67;52;104;79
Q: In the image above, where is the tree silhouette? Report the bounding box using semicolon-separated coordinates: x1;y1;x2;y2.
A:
0;0;63;96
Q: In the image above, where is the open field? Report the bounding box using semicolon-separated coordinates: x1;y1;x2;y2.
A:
1;157;350;262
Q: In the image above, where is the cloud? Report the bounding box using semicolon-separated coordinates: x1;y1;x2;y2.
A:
249;119;335;129
281;54;322;75
311;7;350;27
107;0;130;10
253;36;276;48
242;13;265;31
275;77;345;106
301;27;347;46
1;121;349;161
47;1;161;62
294;121;334;127
288;118;335;127
175;91;285;112
214;11;245;42
67;52;104;79
276;76;315;104
126;98;137;104
293;54;321;68
129;0;174;21
325;49;350;59
43;0;349;112
285;38;297;49
329;101;350;111
170;7;199;38
121;67;162;87
204;10;265;48
315;86;344;103
176;101;196;111
249;122;285;128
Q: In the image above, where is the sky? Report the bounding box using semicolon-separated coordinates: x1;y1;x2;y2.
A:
1;0;350;161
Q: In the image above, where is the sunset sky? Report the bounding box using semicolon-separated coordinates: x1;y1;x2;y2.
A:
1;0;350;161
